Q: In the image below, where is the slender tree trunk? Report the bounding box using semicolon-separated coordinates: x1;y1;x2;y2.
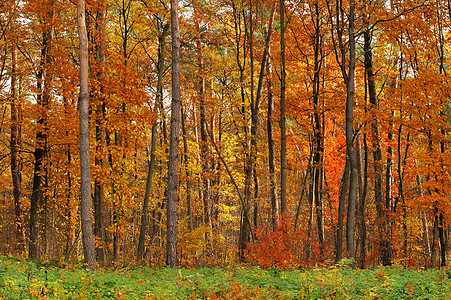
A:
336;158;350;262
166;0;181;268
279;0;287;214
439;212;446;267
93;1;106;263
29;0;54;259
397;124;410;264
311;1;325;260
10;45;24;252
77;0;96;270
267;60;278;231
345;0;357;266
182;108;194;231
137;22;169;262
416;170;431;261
195;16;212;233
359;132;368;268
432;205;439;268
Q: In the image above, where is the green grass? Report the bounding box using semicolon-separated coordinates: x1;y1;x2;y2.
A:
0;256;450;299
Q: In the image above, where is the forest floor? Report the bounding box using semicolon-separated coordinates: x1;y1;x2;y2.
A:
0;256;450;299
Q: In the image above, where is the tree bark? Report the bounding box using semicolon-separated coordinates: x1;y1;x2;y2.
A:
279;0;287;214
93;0;106;263
166;0;181;268
77;0;96;270
311;1;325;260
345;0;357;266
267;59;278;231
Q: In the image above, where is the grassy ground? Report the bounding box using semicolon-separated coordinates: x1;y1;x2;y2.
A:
0;256;450;299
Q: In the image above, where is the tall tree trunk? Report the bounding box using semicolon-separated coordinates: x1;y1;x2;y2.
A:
29;0;54;259
77;0;96;270
311;1;325;260
195;16;212;233
345;0;357;266
93;0;106;263
10;45;24;252
358;132;368;268
250;1;276;231
364;22;393;266
279;0;287;214
267;59;278;231
166;0;181;268
137;22;169;263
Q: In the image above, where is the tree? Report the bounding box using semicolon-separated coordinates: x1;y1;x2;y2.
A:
77;0;96;270
166;0;181;268
29;0;54;259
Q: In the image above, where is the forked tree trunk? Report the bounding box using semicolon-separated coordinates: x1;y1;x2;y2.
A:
77;0;96;270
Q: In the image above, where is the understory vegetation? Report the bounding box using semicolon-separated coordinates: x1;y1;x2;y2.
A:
0;256;450;299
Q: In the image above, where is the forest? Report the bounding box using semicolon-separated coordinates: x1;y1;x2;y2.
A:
0;0;450;272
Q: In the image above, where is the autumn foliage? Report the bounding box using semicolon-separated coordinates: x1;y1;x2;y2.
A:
0;0;450;270
245;218;303;270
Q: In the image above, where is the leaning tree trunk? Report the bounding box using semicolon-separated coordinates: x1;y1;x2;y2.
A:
166;0;181;268
77;0;96;271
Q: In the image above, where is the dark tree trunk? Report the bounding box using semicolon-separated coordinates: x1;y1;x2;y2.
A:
267;63;279;231
10;45;24;252
29;0;54;259
336;158;350;262
166;0;181;268
432;205;439;268
311;1;325;260
93;0;106;263
439;212;446;267
345;0;357;266
279;0;287;214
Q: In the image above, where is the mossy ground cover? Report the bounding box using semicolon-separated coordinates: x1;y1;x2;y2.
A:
0;256;450;299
